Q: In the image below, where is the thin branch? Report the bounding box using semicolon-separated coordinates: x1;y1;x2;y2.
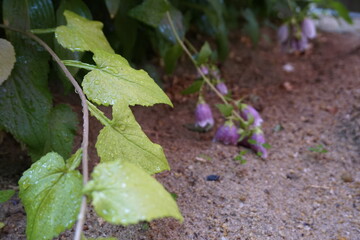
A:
0;24;89;240
165;13;247;127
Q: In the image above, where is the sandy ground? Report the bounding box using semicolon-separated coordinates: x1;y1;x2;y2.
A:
1;30;360;240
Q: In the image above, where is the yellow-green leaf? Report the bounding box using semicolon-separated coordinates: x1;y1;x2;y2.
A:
55;10;114;53
89;101;170;174
19;151;82;240
0;39;16;85
84;160;183;225
83;50;172;106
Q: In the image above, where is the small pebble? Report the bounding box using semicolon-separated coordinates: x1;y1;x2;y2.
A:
206;175;220;181
341;172;353;183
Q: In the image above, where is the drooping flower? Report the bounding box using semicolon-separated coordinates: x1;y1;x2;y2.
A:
278;24;289;44
213;122;240;145
199;65;209;76
216;82;228;95
302;18;316;39
239;104;263;128
240;128;268;158
195;103;214;129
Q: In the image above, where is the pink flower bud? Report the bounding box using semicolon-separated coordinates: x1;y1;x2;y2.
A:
239;104;263;127
302;18;316;39
195;103;214;128
216;82;228;95
213;123;240;145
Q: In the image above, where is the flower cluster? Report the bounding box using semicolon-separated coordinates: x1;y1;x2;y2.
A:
193;64;268;158
278;18;316;53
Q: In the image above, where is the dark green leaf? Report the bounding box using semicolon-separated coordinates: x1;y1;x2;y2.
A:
163;43;183;73
215;104;233;117
196;42;212;66
44;104;78;159
0;189;15;203
181;80;203;95
309;144;328;153
19;152;82;240
129;0;170;28
262;143;272;149
105;0;121;18
84;160;183;225
242;8;260;45
157;7;184;43
247;139;257;145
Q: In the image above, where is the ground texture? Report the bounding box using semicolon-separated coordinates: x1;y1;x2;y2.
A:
1;30;360;240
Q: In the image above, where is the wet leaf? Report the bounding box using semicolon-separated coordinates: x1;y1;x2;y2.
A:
129;0;170;28
0;39;16;85
54;0;92;92
157;7;184;43
88;101;170;175
105;0;120;18
0;189;15;203
84;160;183;225
83;50;172;106
55;10;114;53
19;151;82;240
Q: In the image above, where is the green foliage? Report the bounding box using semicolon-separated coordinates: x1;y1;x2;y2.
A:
129;0;170;28
19;151;83;240
0;222;4;229
309;144;328;153
215;104;234;117
82;50;172;106
55;10;114;53
88;101;170;175
84;160;183;225
196;42;212;66
0;38;16;84
181;80;203;95
0;189;15;203
242;8;260;45
1;0;77;161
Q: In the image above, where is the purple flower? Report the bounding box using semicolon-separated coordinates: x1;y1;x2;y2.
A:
239;104;263;128
240;128;268;158
290;35;308;52
213;123;240;145
278;24;289;44
198;65;209;77
248;129;268;158
302;18;316;39
195;103;214;128
216;82;228;95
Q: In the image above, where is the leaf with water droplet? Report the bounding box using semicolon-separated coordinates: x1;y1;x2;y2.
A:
55;10;114;53
88;101;169;174
129;0;170;28
0;38;16;85
83;50;172;106
19;152;82;240
84;160;183;225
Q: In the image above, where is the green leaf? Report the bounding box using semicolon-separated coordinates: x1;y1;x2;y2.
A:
0;189;15;203
84;160;183;225
105;0;121;18
181;80;203;95
3;0;55;46
196;42;212;66
0;222;4;229
129;0;170;28
157;7;185;43
43;104;78;159
89;101;170;174
54;0;92;92
55;10;114;53
163;43;183;74
0;39;16;85
215;104;233;117
82;50;172;106
19;152;82;240
242;8;260;45
309;144;328;153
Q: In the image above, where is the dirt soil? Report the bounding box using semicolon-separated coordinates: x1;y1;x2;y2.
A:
1;30;360;240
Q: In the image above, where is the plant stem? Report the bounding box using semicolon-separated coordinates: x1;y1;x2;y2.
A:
0;24;89;240
165;13;246;127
